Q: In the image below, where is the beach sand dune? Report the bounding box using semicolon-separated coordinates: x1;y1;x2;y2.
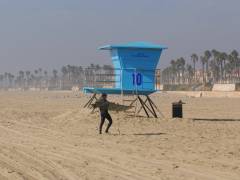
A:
0;91;239;180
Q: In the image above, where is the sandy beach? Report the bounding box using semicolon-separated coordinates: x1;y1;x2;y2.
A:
0;91;239;180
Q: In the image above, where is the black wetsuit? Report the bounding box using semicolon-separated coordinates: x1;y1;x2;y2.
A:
95;97;112;134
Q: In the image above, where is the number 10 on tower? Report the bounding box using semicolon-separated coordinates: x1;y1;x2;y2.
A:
132;73;142;86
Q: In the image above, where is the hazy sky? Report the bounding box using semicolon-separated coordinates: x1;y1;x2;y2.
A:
0;0;240;73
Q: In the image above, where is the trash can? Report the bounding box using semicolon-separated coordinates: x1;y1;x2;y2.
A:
172;100;185;118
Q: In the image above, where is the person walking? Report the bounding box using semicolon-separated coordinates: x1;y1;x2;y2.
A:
93;93;113;134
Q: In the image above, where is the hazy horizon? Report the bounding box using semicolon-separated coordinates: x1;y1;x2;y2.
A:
0;0;240;74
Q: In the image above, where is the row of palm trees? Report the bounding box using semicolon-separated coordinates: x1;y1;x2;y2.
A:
1;49;239;91
162;49;240;85
0;64;114;90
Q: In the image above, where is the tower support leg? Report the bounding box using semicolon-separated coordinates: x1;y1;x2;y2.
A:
147;95;165;118
136;95;164;118
146;95;157;118
137;96;150;118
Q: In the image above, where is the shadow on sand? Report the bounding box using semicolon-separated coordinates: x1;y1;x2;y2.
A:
133;132;166;136
110;132;166;136
193;118;240;122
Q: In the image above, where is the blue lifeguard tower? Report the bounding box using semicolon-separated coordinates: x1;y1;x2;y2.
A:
83;42;167;118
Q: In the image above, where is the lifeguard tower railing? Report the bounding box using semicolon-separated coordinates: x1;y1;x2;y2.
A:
83;68;161;94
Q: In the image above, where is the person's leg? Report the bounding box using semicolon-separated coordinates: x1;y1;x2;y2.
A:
105;112;112;133
99;113;105;134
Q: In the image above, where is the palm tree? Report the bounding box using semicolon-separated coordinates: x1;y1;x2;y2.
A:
230;50;239;79
204;50;211;82
38;68;42;76
38;68;43;89
89;64;95;86
3;72;8;88
44;70;48;89
211;49;221;82
72;66;80;84
19;71;25;88
186;64;194;84
170;60;177;84
66;65;70;81
216;52;224;82
53;69;58;79
8;73;15;88
225;60;234;82
178;57;186;83
162;67;171;84
52;69;58;88
33;69;39;88
44;70;48;77
78;66;84;87
191;54;198;82
34;69;38;75
25;71;31;88
30;74;35;87
219;52;228;82
61;66;68;78
200;56;206;83
0;74;4;88
61;66;68;89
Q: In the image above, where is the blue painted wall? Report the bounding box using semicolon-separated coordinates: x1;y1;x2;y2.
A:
111;48;162;91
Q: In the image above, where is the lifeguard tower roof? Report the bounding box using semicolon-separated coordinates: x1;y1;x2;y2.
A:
83;41;167;95
99;42;167;50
